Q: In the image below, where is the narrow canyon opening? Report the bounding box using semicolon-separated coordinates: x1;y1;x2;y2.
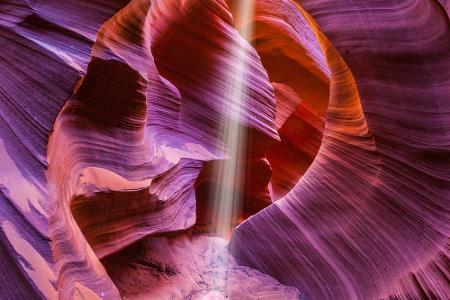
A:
66;0;331;298
0;0;447;299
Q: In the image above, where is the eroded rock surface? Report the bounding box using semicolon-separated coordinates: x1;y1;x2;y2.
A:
0;0;448;299
103;234;302;299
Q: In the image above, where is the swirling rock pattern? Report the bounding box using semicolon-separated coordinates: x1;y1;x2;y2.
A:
231;0;450;299
0;0;448;299
0;0;128;298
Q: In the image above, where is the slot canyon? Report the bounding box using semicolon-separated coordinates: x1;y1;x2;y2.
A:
0;0;449;299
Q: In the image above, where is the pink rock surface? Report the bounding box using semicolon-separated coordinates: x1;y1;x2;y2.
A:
0;0;448;299
230;1;450;299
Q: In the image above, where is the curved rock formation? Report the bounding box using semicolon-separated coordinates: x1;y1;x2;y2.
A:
231;1;450;299
0;0;128;298
0;0;448;299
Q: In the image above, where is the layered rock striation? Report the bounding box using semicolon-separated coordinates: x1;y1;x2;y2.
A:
0;0;448;299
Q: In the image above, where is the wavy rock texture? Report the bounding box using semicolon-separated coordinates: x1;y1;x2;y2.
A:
231;0;450;299
0;0;129;298
0;0;449;299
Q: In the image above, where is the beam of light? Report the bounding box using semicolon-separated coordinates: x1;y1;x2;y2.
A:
205;0;255;296
211;0;254;239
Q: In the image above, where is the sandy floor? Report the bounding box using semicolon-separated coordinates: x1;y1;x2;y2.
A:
102;233;302;299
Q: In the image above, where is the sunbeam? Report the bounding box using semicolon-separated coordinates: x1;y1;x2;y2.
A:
209;0;255;239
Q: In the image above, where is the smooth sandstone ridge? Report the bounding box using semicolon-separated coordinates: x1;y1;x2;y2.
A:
0;0;448;299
